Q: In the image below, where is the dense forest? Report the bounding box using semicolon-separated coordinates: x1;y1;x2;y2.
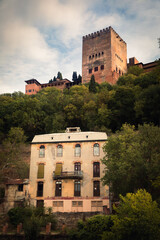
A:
0;64;160;143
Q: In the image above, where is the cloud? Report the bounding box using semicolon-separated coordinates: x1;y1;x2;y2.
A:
0;0;159;94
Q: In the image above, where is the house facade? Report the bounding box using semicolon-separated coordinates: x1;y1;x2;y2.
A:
29;127;109;213
4;179;29;212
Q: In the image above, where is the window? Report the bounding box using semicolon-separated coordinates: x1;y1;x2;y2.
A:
18;184;23;192
72;201;83;207
75;144;81;157
93;181;100;196
91;201;102;207
37;164;44;179
74;162;81;172
53;201;63;207
29;90;31;92
37;182;43;197
101;65;104;70
94;67;98;72
93;143;100;156
89;56;91;60
36;200;44;208
92;54;94;58
39;145;45;158
55;181;62;196
95;53;97;58
74;181;81;196
57;145;63;157
89;68;92;74
93;162;100;177
102;51;104;56
99;53;100;57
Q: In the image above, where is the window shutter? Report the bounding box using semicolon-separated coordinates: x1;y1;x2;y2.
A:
37;164;44;178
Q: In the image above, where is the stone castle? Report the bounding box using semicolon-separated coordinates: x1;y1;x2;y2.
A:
25;26;158;95
82;26;127;85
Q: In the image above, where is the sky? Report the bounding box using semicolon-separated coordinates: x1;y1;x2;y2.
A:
0;0;160;94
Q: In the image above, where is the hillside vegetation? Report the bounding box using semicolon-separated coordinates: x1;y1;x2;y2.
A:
0;65;160;142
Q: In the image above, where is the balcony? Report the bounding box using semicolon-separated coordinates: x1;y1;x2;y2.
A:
53;171;83;180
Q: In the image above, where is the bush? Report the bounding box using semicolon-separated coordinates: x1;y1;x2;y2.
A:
8;207;32;226
68;215;113;240
24;215;42;240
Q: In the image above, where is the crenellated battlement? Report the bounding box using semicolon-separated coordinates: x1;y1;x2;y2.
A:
83;26;126;45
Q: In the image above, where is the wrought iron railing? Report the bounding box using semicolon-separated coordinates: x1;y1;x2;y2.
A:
53;171;83;180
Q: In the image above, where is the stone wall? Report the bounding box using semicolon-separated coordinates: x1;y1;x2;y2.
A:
54;211;103;228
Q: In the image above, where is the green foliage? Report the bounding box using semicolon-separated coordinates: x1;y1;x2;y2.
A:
102;190;160;240
102;124;160;200
57;71;63;80
0;127;29;183
127;66;144;76
0;66;159;140
68;215;113;240
24;215;42;240
8;207;32;226
89;75;97;93
8;206;57;231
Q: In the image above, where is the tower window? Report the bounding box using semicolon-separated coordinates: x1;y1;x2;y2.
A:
95;53;97;58
102;51;104;55
89;55;91;60
99;53;100;57
92;55;94;58
89;69;92;74
94;67;98;72
101;65;104;70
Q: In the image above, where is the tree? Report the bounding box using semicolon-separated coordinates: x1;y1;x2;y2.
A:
102;190;160;240
102;124;160;200
0;127;29;184
57;71;63;80
53;76;56;81
89;75;97;93
127;66;144;76
77;74;82;82
72;71;78;81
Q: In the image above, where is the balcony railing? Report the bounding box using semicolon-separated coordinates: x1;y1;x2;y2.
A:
53;171;83;180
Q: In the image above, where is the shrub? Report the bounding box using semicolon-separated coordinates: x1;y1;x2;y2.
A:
24;215;42;240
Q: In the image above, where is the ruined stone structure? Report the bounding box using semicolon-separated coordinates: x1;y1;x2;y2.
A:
82;26;127;85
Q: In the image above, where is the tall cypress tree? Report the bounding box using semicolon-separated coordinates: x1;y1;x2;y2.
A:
89;75;96;93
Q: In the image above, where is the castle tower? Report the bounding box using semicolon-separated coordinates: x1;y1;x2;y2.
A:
82;26;127;85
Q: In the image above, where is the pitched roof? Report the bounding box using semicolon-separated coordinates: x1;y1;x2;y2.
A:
32;131;107;144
